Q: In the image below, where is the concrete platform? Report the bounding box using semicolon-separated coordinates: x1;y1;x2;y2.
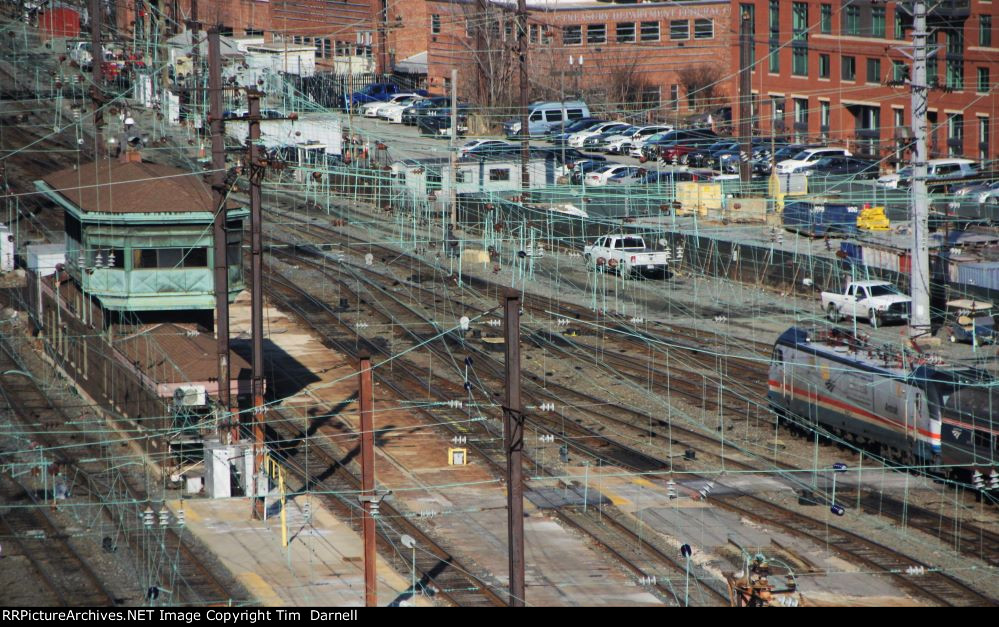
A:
222;290;662;606
170;496;431;606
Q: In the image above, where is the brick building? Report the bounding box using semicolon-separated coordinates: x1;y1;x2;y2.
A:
734;0;999;165
423;0;736;122
115;0;273;41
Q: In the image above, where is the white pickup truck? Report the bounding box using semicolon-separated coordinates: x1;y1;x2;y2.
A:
583;234;670;277
821;280;911;328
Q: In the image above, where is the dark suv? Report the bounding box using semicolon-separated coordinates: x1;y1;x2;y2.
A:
640;128;719;162
402;97;449;126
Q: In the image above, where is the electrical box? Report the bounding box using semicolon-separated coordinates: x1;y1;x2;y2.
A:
448;447;467;466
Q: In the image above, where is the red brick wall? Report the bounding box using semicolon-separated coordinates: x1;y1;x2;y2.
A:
422;0;735;121
736;0;999;165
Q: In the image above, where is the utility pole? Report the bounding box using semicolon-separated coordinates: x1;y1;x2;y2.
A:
517;0;529;192
358;354;377;607
449;68;458;227
190;0;199;92
208;28;233;443
248;91;266;519
909;0;931;337
89;0;103;158
502;289;525;607
738;11;753;184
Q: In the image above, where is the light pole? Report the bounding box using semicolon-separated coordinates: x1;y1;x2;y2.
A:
400;533;417;602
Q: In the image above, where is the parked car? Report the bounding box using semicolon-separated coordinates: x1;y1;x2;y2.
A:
583;234;670;277
376;95;426;120
345;83;427;109
568;160;607;184
402;96;450;125
584;164;642;186
821;280;911;328
604;125;672;155
502;101;591;138
937;299;995;346
628;130;673;158
549;118;606;145
640;128;719;162
570;122;630;148
604;166;648;186
582;125;635;152
418;105;471;137
360;93;422;117
799;156;880;179
776;147;852;174
878;158;980;188
751;144;810;175
460;139;516;158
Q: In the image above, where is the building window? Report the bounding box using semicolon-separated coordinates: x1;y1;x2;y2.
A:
455;169;468;184
867;58;881;83
894;108;906;163
563;25;582;46
640;21;660;42
741;4;756;64
324;38;332;59
792;47;808;76
616;22;636;43
293;35;302;45
768;0;780;73
895;10;907;40
792;3;808;40
133;248;208;269
587;24;606;44
981;15;992;48
245;28;263;37
670;84;679;110
466;19;474;38
489;168;510;182
947;29;963;54
979;67;991;93
843;6;859;36
948;113;964;156
842;55;856;81
794;98;809;143
820;101;830;139
670;20;689;40
979;117;990;162
820;4;831;34
431;14;440;35
694;19;713;39
947;59;964;90
871;7;886;38
819;53;830;79
530;24;538;43
927;55;938;85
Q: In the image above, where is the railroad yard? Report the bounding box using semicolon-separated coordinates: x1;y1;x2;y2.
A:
1;4;998;610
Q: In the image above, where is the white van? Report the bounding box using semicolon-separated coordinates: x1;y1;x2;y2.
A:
776;146;852;174
503;101;590;138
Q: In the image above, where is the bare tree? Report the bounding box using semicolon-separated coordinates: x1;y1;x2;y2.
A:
459;0;519;130
677;64;727;113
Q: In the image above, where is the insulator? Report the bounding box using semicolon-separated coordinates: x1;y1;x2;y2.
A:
447;400;463;409
989;470;999;490
143;506;155;527
364;253;374;266
638;575;656;586
629;317;644;324
159;510;170;526
666;479;677;499
451;436;466;445
487;319;501;327
176;510;185;526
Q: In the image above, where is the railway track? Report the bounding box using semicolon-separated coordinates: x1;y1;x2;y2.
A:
0;472;118;606
261;234;999;606
263;267;726;605
0;335;244;606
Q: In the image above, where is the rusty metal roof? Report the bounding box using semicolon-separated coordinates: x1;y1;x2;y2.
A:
115;322;252;385
42;160;235;215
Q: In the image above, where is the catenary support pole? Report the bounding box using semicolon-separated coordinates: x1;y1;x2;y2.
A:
503;289;525;606
910;0;931;337
89;0;103;157
359;355;377;607
208;28;232;443
450;68;458;227
517;0;529;191
248;91;266;519
738;10;753;184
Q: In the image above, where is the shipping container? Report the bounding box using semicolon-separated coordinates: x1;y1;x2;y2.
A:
783;200;859;237
840;242;863;265
956;261;999;291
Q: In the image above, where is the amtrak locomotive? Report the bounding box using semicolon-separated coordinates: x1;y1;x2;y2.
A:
769;328;997;481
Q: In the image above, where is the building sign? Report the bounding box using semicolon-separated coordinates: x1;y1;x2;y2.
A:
540;3;728;25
